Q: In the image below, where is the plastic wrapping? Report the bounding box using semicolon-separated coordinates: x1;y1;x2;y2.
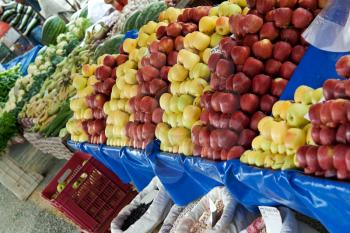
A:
174;186;238;233
87;0;114;23
303;0;350;52
111;177;173;233
68;141;350;232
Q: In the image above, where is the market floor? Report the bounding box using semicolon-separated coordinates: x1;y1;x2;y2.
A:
0;143;79;233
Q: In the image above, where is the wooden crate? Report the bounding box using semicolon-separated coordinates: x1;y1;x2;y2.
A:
0;150;43;200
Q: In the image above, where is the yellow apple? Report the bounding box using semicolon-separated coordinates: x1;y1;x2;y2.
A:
202;48;212;64
272;154;285;170
124;69;137;84
123;38;137;54
168;127;190;146
199;16;218;34
141;21;158;34
286;103;309;128
294;85;314;104
210;33;224;47
216;17;230;35
170;82;181;95
189;63;210;80
179;138;193;156
209;6;219;16
311;88;323;104
258;116;274;139
178;49;200;70
160;93;172;111
270;121;289;144
177;94;194;112
272;101;292;120
170;95;180;113
182;105;201;129
218;2;242;17
285;128;306;150
168;64;189;82
190;32;211;51
264;154;274;168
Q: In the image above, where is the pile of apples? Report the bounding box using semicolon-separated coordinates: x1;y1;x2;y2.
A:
67;64;98;142
122;12;182;149
155;1;246;156
240;85;323;169
194;0;323;160
104;20;171;147
296;55;350;179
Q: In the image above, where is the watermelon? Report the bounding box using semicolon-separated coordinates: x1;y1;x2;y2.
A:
42;16;67;46
94;34;125;60
122;10;142;34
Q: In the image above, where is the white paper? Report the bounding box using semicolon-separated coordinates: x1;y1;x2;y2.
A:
258;206;282;233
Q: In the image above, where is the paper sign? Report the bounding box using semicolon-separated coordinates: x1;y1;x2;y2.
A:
258;206;282;233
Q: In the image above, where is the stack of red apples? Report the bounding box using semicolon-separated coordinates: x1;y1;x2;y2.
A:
296;55;350;180
192;0;321;160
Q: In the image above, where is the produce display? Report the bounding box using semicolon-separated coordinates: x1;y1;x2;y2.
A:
0;65;21;106
296;55;350;180
156;1;247;155
240;85;323;169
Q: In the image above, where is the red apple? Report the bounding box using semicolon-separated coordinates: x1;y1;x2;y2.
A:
150;52;167;69
116;54;129;65
159;37;174;54
240;93;260;113
141;56;151;68
174;36;184;51
227;146;245;159
200;109;210;124
230;46;251;65
215;129;238;149
309;103;322;125
334;81;347;99
142;123;156;140
242;34;259;47
95;65;112;80
336;55;350;78
330;100;347;124
192;125;201;145
252;74;272;95
140;96;158;113
291;45;306;63
238;129;257;148
209;111;221;128
231;72;251;94
272;8;293;28
336;124;347;144
280;28;300;45
208;53;222;72
271;78;288;97
166;22;182;38
225;75;234;91
167;51;178;66
219;114;231;129
210;73;222;91
323;79;338;100
160;66;171;81
317;145;334;170
182;23;198;35
241;14;264;34
296;146;308;168
221;41;237;59
305;145;320;173
199;127;211;146
229;111;250;131
260;94;277;113
218;93;240;114
279;0;297;7
250;111;266;131
243;57;264;77
229;14;245;37
216;59;235;78
149;79;167;96
149;41;159;53
333;144;348;171
200;92;212;110
259;22;279;41
265;59;282;76
345;79;350;97
102;55;116;68
292;8;314;29
319;126;336;145
320;103;332;126
280;61;297;80
156;26;167;39
141;65;160;81
193;145;202;156
273;41;292;62
252;39;273;59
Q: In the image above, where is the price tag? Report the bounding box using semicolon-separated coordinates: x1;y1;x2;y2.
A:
258;206;282;233
209;198;219;227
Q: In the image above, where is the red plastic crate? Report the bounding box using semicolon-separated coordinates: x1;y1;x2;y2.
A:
42;151;137;233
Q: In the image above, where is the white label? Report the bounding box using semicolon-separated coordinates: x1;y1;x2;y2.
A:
140;190;157;205
258;206;282;233
211;45;221;55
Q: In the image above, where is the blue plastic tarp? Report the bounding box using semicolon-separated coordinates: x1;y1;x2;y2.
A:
2;45;42;75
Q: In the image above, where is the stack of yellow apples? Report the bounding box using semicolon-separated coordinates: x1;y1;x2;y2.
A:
240;86;323;169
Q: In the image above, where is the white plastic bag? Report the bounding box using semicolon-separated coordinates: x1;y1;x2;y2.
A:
159;205;185;233
111;177;173;233
87;0;114;23
303;0;350;52
174;186;238;233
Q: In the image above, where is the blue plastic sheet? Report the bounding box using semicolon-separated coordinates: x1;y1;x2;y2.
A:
280;45;349;100
2;45;42;75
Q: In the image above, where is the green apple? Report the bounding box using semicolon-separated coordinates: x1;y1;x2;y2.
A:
210;33;224;47
285;128;306;150
286;103;309;128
